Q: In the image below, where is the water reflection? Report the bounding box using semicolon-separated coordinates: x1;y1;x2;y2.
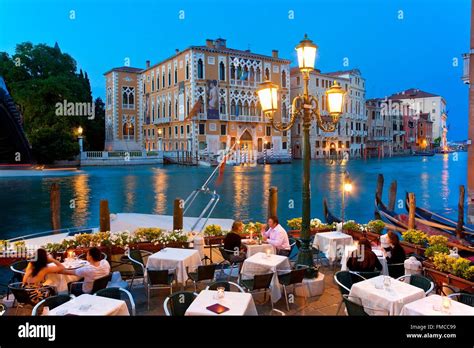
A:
153;168;167;214
71;174;90;227
233;167;251;221
124;175;137;211
441;154;450;208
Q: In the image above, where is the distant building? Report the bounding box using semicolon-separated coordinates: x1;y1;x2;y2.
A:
103;38;291;162
366;98;393;157
290;69;367;159
388;88;447;142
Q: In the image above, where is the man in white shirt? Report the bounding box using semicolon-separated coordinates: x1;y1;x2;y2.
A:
63;247;110;294
261;216;291;256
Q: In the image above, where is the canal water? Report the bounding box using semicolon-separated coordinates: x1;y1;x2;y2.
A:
0;152;467;239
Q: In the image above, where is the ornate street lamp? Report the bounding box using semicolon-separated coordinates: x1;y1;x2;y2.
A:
77;126;84;153
257;34;346;276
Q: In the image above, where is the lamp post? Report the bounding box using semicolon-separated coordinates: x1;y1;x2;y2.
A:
257;34;346;275
77;126;84;153
341;171;353;224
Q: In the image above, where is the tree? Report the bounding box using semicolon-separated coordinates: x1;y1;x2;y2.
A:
0;42;102;163
433;137;441;147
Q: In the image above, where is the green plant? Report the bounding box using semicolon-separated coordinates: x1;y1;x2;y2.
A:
203;224;225;237
243;222;262;235
433;253;455;273
343;220;362;232
156;230;189;244
451;258;472;278
428;235;448;247
424;244;449;259
287;218;302;230
366;220;385;234
133;228;162;243
402;229;428;246
43;242;65;254
463;266;474;281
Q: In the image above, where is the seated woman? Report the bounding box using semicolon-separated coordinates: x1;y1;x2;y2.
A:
383;231;406;264
223;221;246;263
346;238;382;273
22;248;64;303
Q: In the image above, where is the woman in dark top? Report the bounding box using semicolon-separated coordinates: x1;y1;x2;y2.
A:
347;238;382;272
223;221;245;262
384;231;406;264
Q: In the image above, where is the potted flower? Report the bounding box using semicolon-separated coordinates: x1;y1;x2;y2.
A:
243;222;262;239
343;220;364;239
424;253;474;291
400;229;428;255
203;224;226;245
424;235;449;260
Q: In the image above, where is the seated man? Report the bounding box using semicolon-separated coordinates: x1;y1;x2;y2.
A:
63;247;110;295
261;216;291;256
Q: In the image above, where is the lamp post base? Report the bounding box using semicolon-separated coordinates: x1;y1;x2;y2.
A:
296;243;318;279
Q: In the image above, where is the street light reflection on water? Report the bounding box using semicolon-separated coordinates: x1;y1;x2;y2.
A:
0;152;467;239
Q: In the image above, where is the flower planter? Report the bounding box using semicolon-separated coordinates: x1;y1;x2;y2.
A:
204;236;225;246
423;265;474;293
288;227;334;239
400;241;426;256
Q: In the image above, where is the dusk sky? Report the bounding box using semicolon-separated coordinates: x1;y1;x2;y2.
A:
0;0;470;140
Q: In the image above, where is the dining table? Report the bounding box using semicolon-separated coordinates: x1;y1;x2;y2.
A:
146;248;202;285
312;231;353;263
400;295;474;316
241;239;275;258
340;244;388;275
185;290;258;316
44;259;87;293
47;294;130;316
349;275;425;315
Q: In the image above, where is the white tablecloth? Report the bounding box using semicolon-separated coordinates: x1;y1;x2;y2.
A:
146;248;202;284
240;252;291;303
43;262;83;293
313;232;353;262
48;294;129;316
242;241;275;258
185;290;258;316
340;246;388;276
400;295;474;316
349;275;425;315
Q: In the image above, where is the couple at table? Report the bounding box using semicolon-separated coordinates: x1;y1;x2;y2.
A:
22;247;110;303
224;216;291;259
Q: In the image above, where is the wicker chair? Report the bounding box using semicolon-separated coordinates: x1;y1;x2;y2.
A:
163;291;198;316
32;294;74;316
8;282;56;315
95;287;136;315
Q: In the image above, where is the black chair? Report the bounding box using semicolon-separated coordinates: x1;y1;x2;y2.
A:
217;247;243;280
397;274;434;295
448;293;474;307
334;271;365;315
7;260;29;298
69;273;112;296
186;264;217;292
278;267;307;311
239;273;274;309
205;281;245;292
387;262;405;279
8;282;56;315
146;269;176;310
163;291;198;316
32;294;74;316
288;238;298;262
95;287;136;315
342;294;389;316
127;249;152;288
351;270;381;281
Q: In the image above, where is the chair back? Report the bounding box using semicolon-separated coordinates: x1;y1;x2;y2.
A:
197;264;217;281
95;287;136;315
342;295;368;316
334;271;353;295
8;282;36;307
288;238;298;260
252;273;274;290
219;247;233;262
387;263;405;279
128;249;146;276
409;274;433;293
448;293;474;307
91;274;112;294
10;260;28;282
32;295;72;315
164;291;197;316
353;271;380;280
288;268;306;285
206;281;245;292
147;269;172;285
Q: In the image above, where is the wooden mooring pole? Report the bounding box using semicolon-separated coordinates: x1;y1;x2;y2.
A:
388;180;398;211
408;192;416;230
173;198;184;231
50;183;61;231
100;199;110;232
456;185;465;240
268;186;278;219
374;174;384;219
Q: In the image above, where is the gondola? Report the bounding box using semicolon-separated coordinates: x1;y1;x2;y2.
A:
375;195;474;252
323;198;342;224
404;192;474;243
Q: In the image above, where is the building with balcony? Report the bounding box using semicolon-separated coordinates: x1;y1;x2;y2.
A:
103;38;291;162
366;98;393;157
290;69;366;159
